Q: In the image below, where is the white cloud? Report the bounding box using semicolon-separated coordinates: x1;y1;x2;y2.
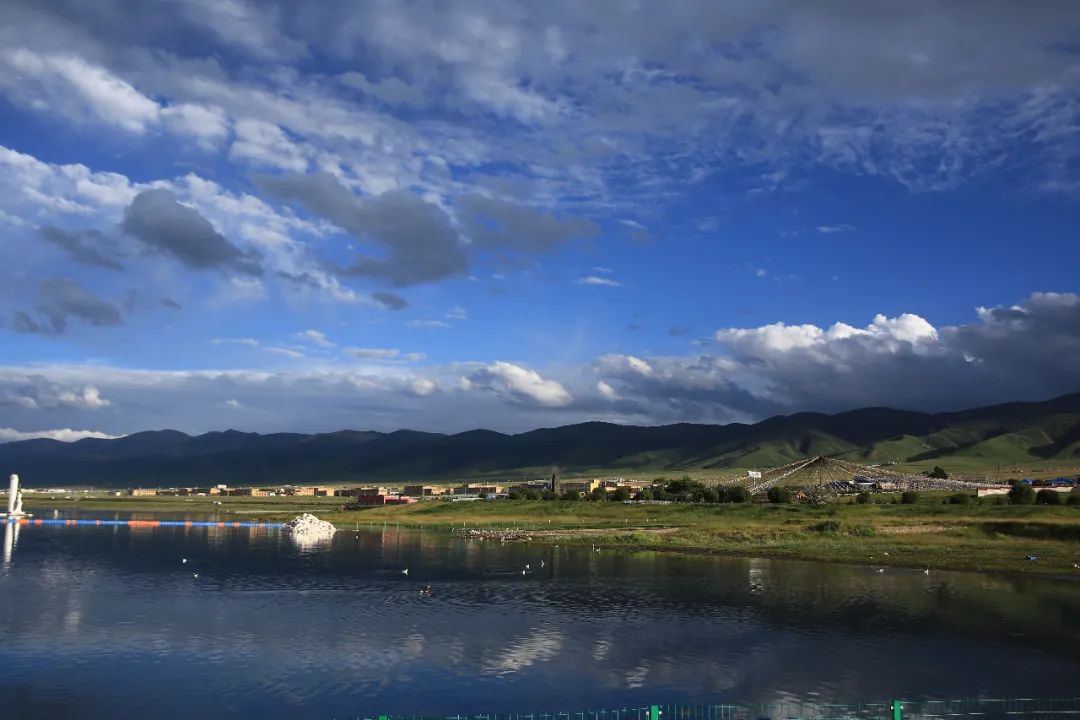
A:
296;330;335;348
161;103;230;148
348;348;425;363
408;320;450;328
0;292;1075;434
410;378;437;396
817;224;855;234
0;428;121;443
0;49;160;133
470;362;572;407
55;385;110;409
446;306;468;321
265;346;305;359
576;276;621;287
348;348;402;360
229;118;309;172
625;356;653;376
225;399;243;409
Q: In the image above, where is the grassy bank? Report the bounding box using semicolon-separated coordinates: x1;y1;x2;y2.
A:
25;493;1080;578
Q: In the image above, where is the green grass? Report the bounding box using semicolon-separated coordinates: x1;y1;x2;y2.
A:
26;492;1080;578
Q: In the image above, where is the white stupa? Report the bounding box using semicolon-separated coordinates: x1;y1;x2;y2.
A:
4;474;27;518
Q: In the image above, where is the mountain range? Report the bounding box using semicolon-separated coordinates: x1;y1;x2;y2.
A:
3;393;1079;487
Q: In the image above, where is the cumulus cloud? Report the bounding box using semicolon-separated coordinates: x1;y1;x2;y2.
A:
121;189;262;275
469;362;572;407
0;292;1075;435
2;378;110;410
0;428;121;443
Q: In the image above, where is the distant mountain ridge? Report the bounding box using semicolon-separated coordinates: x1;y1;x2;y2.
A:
3;393;1079;487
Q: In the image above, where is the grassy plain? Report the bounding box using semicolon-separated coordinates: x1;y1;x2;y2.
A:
25;491;1080;579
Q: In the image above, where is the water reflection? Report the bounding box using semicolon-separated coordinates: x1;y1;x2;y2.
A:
0;518;1077;720
2;520;18;565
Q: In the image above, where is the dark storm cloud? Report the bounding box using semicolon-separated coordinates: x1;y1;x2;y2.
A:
121;189;262;275
2;278;124;335
256;173;468;287
38;225;125;270
372;291;408;310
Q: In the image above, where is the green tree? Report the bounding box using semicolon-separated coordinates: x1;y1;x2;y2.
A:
540;490;557;501
522;488;541;501
1008;483;1036;505
928;466;949;479
589;486;608;502
725;486;750;503
766;486;793;504
1067;488;1080;505
948;492;972;505
1036;489;1062;505
611;486;632;502
900;491;920;505
507;489;523;500
560;489;580;501
700;487;719;503
634;488;653;501
855;491;871;505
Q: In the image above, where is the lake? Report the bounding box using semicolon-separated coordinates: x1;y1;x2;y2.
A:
1;512;1078;719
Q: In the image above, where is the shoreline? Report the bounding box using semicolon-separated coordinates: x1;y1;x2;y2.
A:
23;494;1080;579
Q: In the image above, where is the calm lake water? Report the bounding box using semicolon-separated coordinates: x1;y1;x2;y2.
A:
0;511;1078;719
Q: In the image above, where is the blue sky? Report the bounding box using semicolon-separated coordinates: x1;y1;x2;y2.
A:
0;1;1079;440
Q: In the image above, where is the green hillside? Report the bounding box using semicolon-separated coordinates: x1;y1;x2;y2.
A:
2;393;1079;486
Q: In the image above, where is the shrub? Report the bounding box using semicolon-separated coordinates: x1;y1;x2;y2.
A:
1069;489;1080;506
560;489;580;501
634;489;653;501
699;488;719;503
540;490;557;501
855;492;871;505
724;486;750;503
1036;489;1063;505
810;520;876;537
766;486;793;504
611;486;632;502
1008;483;1036;505
928;466;949;479
948;493;973;505
507;490;523;500
900;491;920;505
